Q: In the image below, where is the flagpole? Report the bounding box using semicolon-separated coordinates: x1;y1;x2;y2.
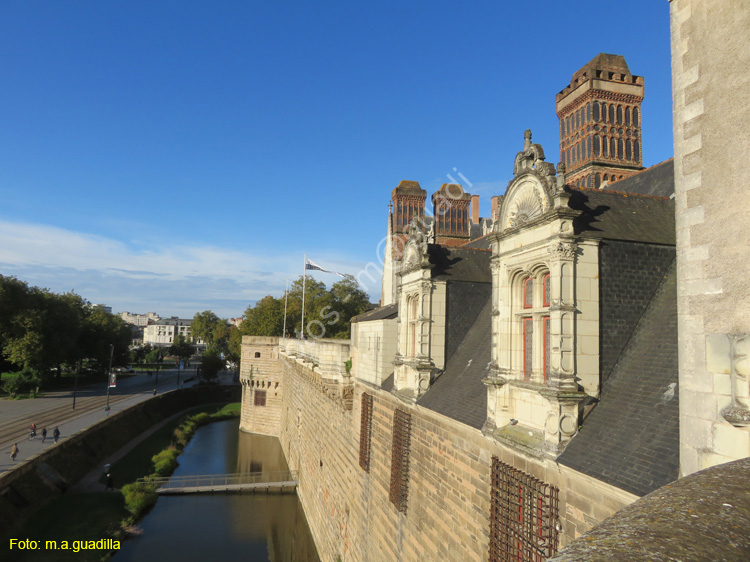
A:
282;278;289;339
301;254;306;339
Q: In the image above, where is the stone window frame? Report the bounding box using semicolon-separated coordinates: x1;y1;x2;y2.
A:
254;389;267;407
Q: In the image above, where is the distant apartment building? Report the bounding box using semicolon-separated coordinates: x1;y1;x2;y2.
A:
119;311;161;327
143;317;204;348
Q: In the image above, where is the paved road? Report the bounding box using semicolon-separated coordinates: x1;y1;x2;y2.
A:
0;368;203;476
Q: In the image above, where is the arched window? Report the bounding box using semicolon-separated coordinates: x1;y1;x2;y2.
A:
617;105;623;125
608;104;615;124
625;106;631;126
595;173;602;188
602;103;607;122
518;272;551;382
593;135;600;157
586;103;591;123
602;137;608;158
586;136;591;159
626;139;632;161
593;102;600;122
633;107;640;127
618;139;624;160
254;352;261;358
611;138;617;159
634;140;641;162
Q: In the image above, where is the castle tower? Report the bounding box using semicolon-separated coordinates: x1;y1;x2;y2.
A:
392;180;427;237
431;184;472;246
556;53;645;188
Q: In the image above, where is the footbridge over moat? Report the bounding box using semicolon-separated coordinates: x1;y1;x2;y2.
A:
138;470;299;495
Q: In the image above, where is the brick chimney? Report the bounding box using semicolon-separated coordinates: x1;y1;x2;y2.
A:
471;194;480;224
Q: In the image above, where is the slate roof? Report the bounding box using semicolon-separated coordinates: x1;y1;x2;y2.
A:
428;246;492;283
351;303;398;323
417;297;492;429
557;259;679;497
569;187;676;245
606;159;675;198
462;233;493;250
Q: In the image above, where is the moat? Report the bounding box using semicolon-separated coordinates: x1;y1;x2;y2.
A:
113;419;320;562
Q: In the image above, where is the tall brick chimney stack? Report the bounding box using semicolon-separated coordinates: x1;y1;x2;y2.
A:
556;53;645;188
470;194;480;224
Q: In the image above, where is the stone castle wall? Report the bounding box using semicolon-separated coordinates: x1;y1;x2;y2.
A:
256;344;636;562
670;0;750;474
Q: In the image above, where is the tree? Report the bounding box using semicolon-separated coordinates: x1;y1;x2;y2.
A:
227;325;243;364
169;333;194;363
241;295;284;337
191;310;222;346
199;348;225;381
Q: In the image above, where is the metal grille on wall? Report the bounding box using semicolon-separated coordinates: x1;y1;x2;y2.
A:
489;456;560;562
389;408;412;513
359;393;374;472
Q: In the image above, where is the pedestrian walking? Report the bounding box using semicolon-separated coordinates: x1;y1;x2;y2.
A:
42;427;47;443
105;473;114;491
53;426;60;443
10;443;19;461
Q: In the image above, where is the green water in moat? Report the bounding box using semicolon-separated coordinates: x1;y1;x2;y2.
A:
112;419;320;562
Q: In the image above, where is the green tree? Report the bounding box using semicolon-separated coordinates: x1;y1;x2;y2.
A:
199;348;225;381
169;333;194;363
190;310;222;346
241;295;284;337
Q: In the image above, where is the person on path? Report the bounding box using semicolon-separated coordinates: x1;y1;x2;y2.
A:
10;443;19;460
53;426;60;443
41;427;48;443
29;423;37;439
105;473;114;491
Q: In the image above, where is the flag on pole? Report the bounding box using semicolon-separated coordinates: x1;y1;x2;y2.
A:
304;258;345;277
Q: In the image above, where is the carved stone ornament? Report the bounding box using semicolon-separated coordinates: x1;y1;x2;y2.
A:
400;218;431;274
547;241;577;260
506;180;545;229
511;129;558;195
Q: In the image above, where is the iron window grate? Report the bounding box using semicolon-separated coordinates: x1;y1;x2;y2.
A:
489;456;560;562
389;408;412;513
359;393;374;472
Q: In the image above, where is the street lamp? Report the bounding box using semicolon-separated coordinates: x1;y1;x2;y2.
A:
105;344;114;414
154;350;163;395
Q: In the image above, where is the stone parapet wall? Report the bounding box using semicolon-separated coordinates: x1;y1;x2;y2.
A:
275;355;636;562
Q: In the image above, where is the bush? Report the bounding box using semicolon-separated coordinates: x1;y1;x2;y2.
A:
151;448;179;476
1;367;41;398
121;481;158;519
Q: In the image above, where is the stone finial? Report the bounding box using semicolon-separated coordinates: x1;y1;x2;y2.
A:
524;129;532;151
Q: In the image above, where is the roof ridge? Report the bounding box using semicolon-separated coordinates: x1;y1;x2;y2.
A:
608;157;674;184
572;185;673;201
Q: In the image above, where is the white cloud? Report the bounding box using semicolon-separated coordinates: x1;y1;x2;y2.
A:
0;220;382;318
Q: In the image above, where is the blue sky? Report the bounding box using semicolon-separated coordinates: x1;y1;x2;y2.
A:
0;1;674;319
